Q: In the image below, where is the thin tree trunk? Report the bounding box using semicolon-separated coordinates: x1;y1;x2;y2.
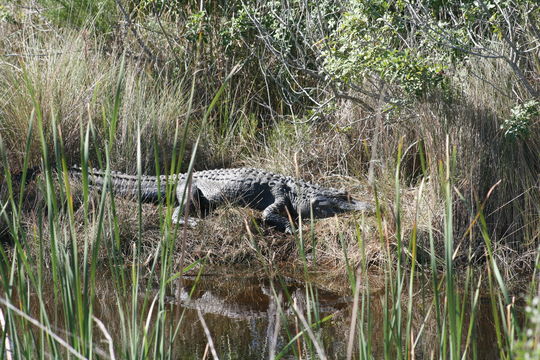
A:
368;84;386;185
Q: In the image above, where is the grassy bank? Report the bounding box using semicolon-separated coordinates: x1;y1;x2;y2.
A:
0;0;539;358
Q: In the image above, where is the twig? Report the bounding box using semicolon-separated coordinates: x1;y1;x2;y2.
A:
0;306;12;360
346;269;362;360
197;310;220;360
291;296;327;360
156;13;184;68
93;316;116;360
268;291;282;360
0;297;87;360
114;0;158;63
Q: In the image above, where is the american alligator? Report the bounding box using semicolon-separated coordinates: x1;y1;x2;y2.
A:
70;166;374;233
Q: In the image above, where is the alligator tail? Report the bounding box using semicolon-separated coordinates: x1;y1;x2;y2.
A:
69;165;178;203
7;165;180;204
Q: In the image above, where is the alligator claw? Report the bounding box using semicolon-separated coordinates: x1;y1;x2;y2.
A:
175;217;201;228
172;206;200;227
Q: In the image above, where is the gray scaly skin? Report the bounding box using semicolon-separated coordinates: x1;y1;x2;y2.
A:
70;166;374;233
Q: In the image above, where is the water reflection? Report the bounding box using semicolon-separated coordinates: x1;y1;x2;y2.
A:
160;272;350;359
33;268;502;359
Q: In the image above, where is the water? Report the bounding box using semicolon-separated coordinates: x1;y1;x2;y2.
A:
31;267;503;359
160;271;350;359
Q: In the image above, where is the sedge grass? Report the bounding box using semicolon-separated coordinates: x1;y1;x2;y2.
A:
0;102;537;360
0;35;234;358
0;54;536;359
0;2;538;358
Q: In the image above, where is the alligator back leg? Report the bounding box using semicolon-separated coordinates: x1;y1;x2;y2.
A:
262;197;293;233
172;182;210;227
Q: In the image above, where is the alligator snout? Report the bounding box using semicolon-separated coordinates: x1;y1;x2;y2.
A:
339;199;375;213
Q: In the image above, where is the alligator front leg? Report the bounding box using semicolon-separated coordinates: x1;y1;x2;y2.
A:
262;198;293;234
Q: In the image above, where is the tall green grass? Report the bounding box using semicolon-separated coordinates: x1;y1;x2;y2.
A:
0;34;238;358
0;2;538;359
0;60;535;360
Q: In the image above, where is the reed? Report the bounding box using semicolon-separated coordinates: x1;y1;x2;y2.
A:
0;1;538;359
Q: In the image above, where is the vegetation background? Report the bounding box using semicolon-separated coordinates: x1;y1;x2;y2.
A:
0;0;539;358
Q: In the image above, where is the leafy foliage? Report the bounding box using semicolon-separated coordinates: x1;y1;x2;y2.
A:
501;100;539;139
322;1;447;98
0;3;15;23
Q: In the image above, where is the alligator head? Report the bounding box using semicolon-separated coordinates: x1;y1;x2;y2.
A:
294;187;374;219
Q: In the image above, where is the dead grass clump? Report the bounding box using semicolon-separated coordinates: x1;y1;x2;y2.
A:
413;55;540;247
311;216;382;269
177;207;295;266
0;27;196;174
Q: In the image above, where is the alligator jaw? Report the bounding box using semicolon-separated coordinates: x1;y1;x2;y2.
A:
339;199;375;213
308;197;375;219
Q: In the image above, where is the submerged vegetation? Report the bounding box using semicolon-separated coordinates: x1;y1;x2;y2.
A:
0;0;539;358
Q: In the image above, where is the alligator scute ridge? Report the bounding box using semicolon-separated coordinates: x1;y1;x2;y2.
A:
69;166;374;233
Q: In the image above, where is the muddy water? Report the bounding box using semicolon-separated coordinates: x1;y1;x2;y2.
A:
36;267;501;359
158;272;352;359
